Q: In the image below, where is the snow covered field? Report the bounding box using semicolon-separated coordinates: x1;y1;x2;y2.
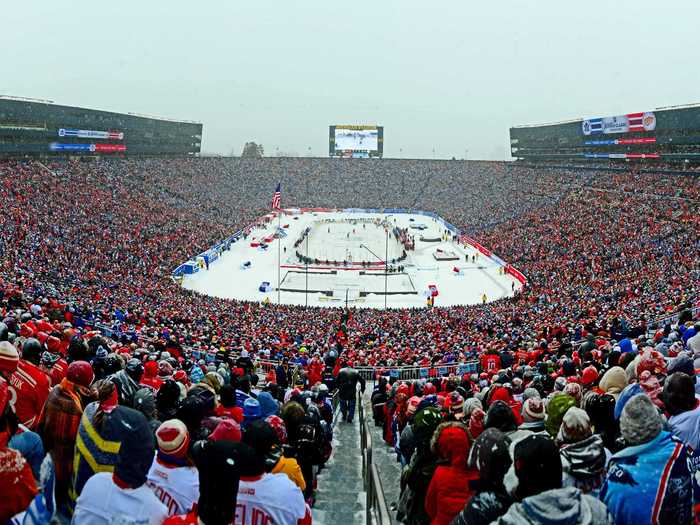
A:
181;210;521;308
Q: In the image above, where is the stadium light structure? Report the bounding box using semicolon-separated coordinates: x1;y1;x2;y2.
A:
359;231;389;309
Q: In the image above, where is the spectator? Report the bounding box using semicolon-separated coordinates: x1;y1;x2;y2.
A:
72;408;167;524
601;394;692;525
147;419;199;516
450;428;513;525
0;377;37;522
424;422;478;525
496;434;611;525
336;361;365;423
41;360;94;508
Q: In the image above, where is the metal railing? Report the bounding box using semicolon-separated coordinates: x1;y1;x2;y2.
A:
358;392;393;525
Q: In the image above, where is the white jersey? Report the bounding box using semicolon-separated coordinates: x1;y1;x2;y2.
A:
235;473;311;525
146;456;200;516
72;472;168;525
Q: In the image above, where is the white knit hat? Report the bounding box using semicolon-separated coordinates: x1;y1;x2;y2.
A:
156;419;190;459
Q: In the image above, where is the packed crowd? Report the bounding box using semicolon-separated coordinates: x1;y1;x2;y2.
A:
0;156;698;522
373;313;700;524
0;323;369;523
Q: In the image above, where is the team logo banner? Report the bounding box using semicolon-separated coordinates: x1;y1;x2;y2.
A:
582;112;656;135
58;128;124;140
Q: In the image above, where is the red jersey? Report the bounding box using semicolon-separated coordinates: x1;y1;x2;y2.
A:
9;360;50;430
479;354;501;375
49;358;68;386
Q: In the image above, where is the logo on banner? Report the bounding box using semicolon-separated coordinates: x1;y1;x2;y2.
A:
642;112;656;131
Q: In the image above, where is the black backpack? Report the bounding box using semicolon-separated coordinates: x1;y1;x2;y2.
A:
294;415;325;464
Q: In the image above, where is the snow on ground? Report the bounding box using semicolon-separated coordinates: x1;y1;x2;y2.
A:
181;210;521;309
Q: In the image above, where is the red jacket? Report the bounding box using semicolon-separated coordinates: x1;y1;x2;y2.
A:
9;360;50;430
425;423;478;525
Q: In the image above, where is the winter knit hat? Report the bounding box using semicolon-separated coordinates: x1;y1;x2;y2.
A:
191;440;259;525
485;400;517;433
522;397;545;422
663;372;696;416
563;382;583;406
545;394;576;437
468;428;512;486
620;393;663;446
407;396;422;417
209;419;242;443
265;415;288;444
510;434;562;499
156;419;191;460
555;407;592;445
522;388;541;402
114;408;156;488
667;354;695;379
581;365;599;387
66;360;94;388
463;397;483;418
0;341;19;375
156;379;182;420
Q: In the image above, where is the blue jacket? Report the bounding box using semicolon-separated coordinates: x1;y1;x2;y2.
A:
601;431;692;525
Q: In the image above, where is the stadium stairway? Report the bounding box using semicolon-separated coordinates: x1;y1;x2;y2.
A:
312;411;366;525
362;393;402;524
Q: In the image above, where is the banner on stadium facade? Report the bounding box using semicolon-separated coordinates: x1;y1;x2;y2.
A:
581;112;656;136
49;142;126;152
58;128;124;140
584;137;656;146
584;152;660;159
0;124;47;131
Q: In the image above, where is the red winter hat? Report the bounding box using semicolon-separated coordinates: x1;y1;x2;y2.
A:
144;360;158;377
173;370;188;383
581;366;599;386
67;361;95;388
209;419;242;443
265;415;287;444
0;342;19;375
47;336;61;354
157;419;191;458
423;382;436;395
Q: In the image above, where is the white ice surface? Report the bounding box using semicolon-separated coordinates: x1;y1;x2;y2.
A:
181;211;521;309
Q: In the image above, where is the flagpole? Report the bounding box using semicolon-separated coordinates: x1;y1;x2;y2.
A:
277;208;281;304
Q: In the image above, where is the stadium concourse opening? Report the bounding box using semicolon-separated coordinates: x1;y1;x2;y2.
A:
179;209;523;308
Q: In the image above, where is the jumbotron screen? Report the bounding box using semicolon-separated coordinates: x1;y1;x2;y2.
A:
329;125;383;158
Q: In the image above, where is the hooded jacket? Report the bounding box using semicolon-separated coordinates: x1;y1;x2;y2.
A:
600;430;692;525
598;367;627;399
450;428;512;525
492;487;612;525
425;422;479;525
560;434;606;495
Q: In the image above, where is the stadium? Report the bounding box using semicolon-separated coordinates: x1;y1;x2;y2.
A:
1;50;700;525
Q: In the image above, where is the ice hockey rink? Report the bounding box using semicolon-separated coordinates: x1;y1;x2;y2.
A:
180;210;523;308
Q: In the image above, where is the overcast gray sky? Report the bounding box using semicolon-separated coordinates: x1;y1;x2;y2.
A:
2;1;698;159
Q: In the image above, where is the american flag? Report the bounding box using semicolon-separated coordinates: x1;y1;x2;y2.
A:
271;183;281;210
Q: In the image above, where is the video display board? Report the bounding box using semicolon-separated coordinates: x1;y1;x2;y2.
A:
329;125;383;158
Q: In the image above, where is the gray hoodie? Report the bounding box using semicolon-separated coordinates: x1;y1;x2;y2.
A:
491;487;612;525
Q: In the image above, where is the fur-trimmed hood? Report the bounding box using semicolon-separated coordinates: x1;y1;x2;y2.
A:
430;421;470;467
